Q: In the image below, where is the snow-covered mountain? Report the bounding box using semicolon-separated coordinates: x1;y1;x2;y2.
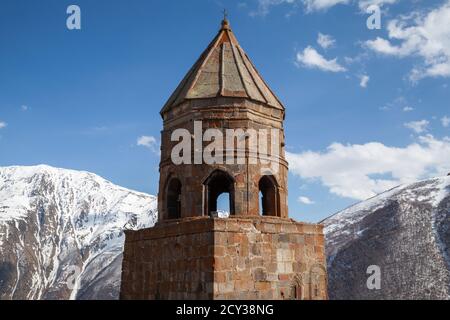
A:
0;165;157;300
324;175;450;300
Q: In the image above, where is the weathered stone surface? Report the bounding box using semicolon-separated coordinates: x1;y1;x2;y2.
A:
120;217;327;300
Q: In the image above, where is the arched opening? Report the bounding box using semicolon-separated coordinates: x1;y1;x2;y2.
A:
216;193;230;216
258;175;279;216
204;170;235;216
167;178;181;219
290;275;303;300
309;264;327;300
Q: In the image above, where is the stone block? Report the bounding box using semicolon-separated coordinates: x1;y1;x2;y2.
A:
253;268;267;281
255;281;271;291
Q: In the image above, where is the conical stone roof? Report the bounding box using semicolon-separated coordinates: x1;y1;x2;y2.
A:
161;19;284;114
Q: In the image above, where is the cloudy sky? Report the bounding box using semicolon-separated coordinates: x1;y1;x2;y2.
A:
0;0;449;222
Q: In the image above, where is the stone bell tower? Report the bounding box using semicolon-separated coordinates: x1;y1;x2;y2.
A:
120;18;327;300
157;17;288;220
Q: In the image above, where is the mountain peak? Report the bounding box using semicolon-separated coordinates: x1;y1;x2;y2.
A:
324;174;450;300
1;164;102;180
0;165;157;300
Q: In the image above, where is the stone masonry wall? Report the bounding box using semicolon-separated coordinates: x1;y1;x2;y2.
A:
120;218;215;300
120;217;327;300
212;217;327;300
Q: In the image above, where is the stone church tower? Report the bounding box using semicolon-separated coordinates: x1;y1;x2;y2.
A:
120;18;327;300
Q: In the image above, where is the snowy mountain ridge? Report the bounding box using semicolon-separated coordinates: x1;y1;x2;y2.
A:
0;165;157;300
324;175;450;300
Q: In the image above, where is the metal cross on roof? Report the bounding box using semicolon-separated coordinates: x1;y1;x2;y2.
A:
223;9;228;21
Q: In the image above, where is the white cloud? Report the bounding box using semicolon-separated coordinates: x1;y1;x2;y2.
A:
137;135;160;154
296;46;346;72
250;0;401;16
365;37;404;55
0;121;7;129
381;96;414;112
317;33;335;49
359;75;370;88
365;1;450;81
403;106;414;112
298;196;315;204
137;135;156;147
404;120;429;134
358;0;398;10
344;56;355;64
250;0;296;16
303;0;349;12
287;135;450;200
442;116;450;128
251;0;397;16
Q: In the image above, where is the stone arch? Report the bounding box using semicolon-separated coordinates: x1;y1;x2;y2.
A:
166;176;182;219
203;169;235;216
309;264;327;300
290;274;304;300
258;175;280;217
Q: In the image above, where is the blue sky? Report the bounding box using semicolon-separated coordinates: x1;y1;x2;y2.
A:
0;0;449;222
